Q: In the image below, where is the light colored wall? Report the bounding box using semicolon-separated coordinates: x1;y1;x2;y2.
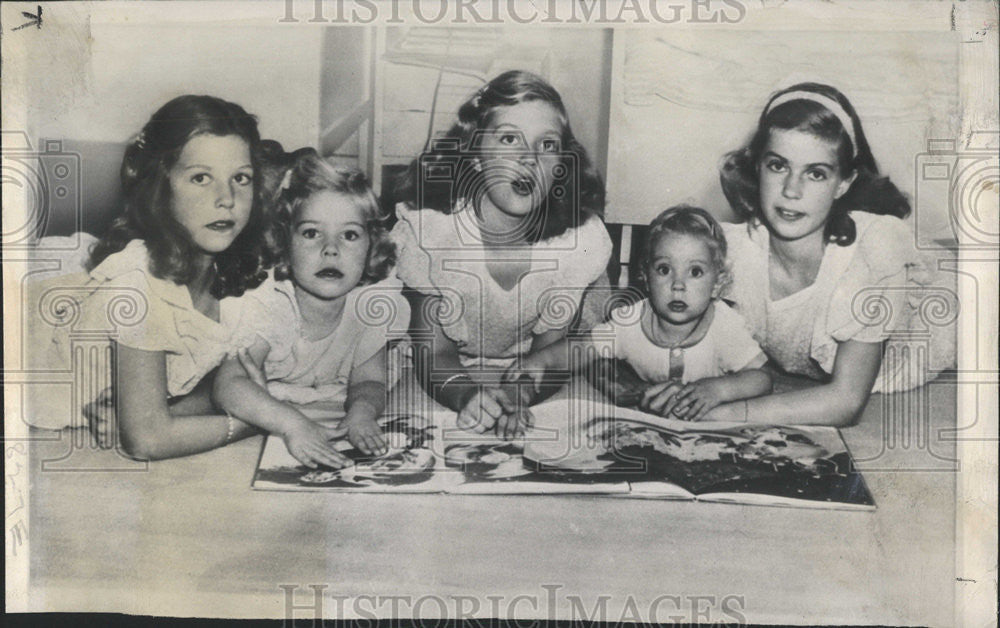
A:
320;27;612;185
25;23;323;150
606;30;961;236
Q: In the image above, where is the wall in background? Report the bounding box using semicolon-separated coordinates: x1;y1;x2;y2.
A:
26;24;323;150
13;22;965;243
15;23;325;234
320;27;613;196
607;30;961;234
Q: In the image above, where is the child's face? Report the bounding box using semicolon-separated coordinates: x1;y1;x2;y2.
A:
475;100;564;224
168;134;254;255
646;233;721;326
758;128;856;242
289;190;369;301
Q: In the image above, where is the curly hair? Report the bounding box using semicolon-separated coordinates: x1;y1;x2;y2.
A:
88;95;271;297
719;82;911;246
639;205;731;295
270;149;395;286
393;70;605;243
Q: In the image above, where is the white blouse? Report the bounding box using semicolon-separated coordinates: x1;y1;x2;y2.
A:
24;237;257;429
390;202;613;368
723;212;957;393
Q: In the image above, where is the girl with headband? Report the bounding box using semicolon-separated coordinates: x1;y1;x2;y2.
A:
715;82;955;425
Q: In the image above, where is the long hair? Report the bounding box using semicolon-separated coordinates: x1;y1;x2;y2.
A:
271;149;395;285
88;95;270;297
719;82;910;246
394;70;605;243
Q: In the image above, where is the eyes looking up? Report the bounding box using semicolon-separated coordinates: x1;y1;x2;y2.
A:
494;132;561;155
480;100;566;160
188;171;253;187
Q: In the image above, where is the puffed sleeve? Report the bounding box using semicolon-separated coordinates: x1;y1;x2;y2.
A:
351;278;412;367
587;301;645;361
713;302;766;373
85;243;182;353
810;213;960;389
389;204;439;296
719;222;768;339
533;216;613;334
99;273;182;353
825;214;919;346
234;276;298;362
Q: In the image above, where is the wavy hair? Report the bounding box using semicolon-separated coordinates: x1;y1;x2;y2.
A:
719;82;910;246
394;70;605;243
639;205;731;295
88;95;270;297
270;149;394;285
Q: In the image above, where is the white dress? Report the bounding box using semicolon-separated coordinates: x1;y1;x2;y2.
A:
239;275;410;410
723;213;957;393
23;237;257;429
390;201;613;368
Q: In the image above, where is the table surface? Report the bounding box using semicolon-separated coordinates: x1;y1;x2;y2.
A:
20;373;959;625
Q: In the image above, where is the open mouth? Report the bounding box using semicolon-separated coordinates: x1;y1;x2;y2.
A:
315;267;344;280
774;207;806;221
510;175;535;196
205;220;235;231
667;300;688;312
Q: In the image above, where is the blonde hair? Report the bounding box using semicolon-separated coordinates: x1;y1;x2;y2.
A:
641;204;731;294
271;150;394;284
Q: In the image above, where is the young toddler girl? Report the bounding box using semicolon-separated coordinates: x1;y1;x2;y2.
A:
515;205;772;421
25;95;272;458
213;151;408;468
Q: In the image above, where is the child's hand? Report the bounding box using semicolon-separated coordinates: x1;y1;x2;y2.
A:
281;418;350;469
343;414;388;456
459;385;533;440
503;357;545;396
495;408;534;440
83;385;115;448
457;387;513;434
668;379;728;422
640;380;686;417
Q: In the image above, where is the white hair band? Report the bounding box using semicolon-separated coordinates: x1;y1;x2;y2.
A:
765;91;858;158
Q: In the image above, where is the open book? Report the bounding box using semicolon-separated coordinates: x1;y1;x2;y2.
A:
252;399;874;511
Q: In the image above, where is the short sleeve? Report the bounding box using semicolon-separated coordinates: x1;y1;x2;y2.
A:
719;222;769;337
235;276;298;360
586;319;623;360
713;303;765;373
350;280;412;366
389;205;439;296
825;214;918;346
532;217;613;335
569;216;613;289
79;240;177;352
586;301;645;361
85;268;181;354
